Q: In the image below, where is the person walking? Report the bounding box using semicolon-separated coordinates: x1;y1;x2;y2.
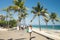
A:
28;25;32;40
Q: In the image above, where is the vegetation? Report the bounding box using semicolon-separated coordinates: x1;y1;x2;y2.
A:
0;14;5;21
1;0;60;30
0;20;7;28
0;20;17;28
2;7;14;28
9;20;17;28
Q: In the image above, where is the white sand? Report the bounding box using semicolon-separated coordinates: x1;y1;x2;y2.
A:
0;30;48;40
32;28;60;40
0;28;60;40
0;28;8;31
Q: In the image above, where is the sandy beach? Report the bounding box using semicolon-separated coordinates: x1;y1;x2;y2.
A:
0;27;60;40
32;28;60;40
0;29;48;40
0;28;8;31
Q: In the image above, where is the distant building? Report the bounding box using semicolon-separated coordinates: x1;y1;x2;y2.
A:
0;14;5;20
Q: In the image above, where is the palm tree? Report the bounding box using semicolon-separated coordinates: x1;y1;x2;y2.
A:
2;8;11;28
13;0;26;21
31;2;48;31
8;0;27;30
41;9;50;30
31;2;44;31
21;11;28;27
50;12;59;29
44;16;49;30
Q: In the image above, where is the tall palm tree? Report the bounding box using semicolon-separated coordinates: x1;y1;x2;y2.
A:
31;2;44;31
50;12;59;29
13;0;26;21
22;7;28;24
31;2;48;31
8;0;27;30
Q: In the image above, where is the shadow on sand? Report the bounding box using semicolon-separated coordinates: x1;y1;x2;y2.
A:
8;38;13;40
29;36;35;40
15;38;26;40
0;39;4;40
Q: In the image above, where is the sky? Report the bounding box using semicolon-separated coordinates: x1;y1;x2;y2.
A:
0;0;60;25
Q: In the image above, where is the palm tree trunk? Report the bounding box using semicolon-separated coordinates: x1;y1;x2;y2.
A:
8;21;9;28
23;17;26;28
52;20;55;29
18;10;22;30
53;22;55;29
5;15;7;28
7;12;9;28
17;20;19;30
18;12;20;30
38;16;41;31
46;22;48;30
31;15;36;22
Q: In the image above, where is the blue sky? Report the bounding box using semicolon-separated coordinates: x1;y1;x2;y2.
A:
0;0;60;25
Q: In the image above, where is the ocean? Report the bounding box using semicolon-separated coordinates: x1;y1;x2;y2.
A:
32;25;60;30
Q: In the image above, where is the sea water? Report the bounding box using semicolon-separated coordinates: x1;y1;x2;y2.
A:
32;25;60;30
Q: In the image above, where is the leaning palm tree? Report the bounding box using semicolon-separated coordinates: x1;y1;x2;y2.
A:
50;12;59;29
31;2;44;31
44;17;49;30
17;7;28;30
22;6;28;24
41;9;50;30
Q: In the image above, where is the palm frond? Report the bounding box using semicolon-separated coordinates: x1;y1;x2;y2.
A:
31;10;36;14
40;6;43;11
50;12;57;19
23;12;28;17
55;18;60;22
37;2;40;10
44;16;49;22
13;0;19;6
41;8;47;13
19;2;24;8
2;8;10;12
9;5;20;13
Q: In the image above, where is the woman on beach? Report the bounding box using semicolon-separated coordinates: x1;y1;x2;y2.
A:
28;25;32;40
